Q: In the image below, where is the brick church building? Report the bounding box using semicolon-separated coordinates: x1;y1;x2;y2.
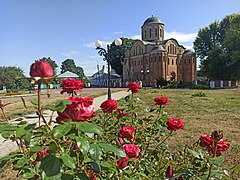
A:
123;16;197;86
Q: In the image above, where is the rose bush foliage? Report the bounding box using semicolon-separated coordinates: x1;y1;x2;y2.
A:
0;77;234;179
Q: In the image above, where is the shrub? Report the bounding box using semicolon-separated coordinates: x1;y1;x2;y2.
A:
192;91;207;97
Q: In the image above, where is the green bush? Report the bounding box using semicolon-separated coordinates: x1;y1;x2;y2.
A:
192;91;207;97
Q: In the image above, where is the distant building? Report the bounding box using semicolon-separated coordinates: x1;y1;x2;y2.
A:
90;66;122;87
123;16;197;86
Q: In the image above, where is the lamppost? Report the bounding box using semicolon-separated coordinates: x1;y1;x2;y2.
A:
141;68;150;89
95;38;122;100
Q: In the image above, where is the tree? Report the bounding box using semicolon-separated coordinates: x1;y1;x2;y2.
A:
41;57;58;76
0;66;30;90
194;13;240;80
60;59;85;79
109;38;136;76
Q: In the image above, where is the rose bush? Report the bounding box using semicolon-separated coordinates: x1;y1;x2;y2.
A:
0;78;235;179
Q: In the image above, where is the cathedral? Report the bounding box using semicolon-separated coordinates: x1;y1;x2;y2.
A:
123;16;196;86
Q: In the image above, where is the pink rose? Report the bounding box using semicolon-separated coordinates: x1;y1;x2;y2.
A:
166;118;184;131
119;126;136;142
60;78;84;95
56;97;95;123
154;96;169;106
100;99;118;113
30;60;53;78
117;157;129;170
127;82;141;93
122;144;140;158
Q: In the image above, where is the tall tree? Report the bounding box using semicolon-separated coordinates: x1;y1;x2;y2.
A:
194;13;240;80
60;59;85;79
0;66;30;89
41;57;58;75
109;38;136;76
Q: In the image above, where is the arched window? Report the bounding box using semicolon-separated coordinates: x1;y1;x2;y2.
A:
155;29;157;37
160;29;162;37
168;46;170;53
168;58;170;65
172;59;174;65
145;30;147;39
189;59;191;63
150;29;152;38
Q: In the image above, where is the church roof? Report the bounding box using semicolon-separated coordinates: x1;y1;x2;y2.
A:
151;45;166;52
184;49;195;54
57;71;79;78
143;16;164;26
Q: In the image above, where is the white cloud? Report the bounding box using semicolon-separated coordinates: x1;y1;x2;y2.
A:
165;31;197;44
61;50;80;59
128;31;197;49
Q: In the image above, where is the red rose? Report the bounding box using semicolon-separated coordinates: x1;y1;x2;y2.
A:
117;157;129;170
56;97;95;123
127;82;141;93
199;134;230;156
36;147;50;162
122;144;140;158
119;126;136;142
60;78;84;94
154;96;169;106
30;60;53;78
166;166;174;178
166;118;184;131
199;134;213;152
100;99;118;113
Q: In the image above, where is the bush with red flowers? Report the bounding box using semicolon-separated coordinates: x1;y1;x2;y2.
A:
60;78;84;95
0;75;234;180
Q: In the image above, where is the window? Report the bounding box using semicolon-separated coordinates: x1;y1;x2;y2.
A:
172;59;174;65
155;56;157;62
150;29;151;38
168;46;170;53
145;30;147;39
159;56;161;62
160;29;162;37
168;58;170;65
189;59;191;63
155;29;157;37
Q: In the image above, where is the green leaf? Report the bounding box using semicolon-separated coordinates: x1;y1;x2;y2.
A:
77;173;89;180
40;155;61;176
98;142;126;157
89;144;102;161
1;131;11;139
187;148;203;159
30;99;38;106
209;156;224;166
46;100;71;112
61;174;74;180
16;124;28;138
22;132;33;145
76;137;90;155
100;161;112;168
52;123;72;139
42;171;62;180
75;122;103;135
60;153;76;169
22;169;35;179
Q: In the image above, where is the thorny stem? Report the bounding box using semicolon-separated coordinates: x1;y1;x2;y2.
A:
37;83;42;127
206;140;217;180
0;107;9;123
155;131;173;149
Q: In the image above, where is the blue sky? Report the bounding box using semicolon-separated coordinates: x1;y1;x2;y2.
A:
0;0;239;76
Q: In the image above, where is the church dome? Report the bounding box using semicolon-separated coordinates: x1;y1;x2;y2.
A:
143;16;163;26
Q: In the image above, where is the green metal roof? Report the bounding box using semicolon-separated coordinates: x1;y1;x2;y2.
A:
143;16;164;26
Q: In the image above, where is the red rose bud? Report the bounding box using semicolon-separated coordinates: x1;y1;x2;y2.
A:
122;144;140;158
60;78;84;94
127;82;141;93
166;118;184;131
73;143;79;151
211;130;223;142
154;96;169;106
56;97;95;123
117;157;129;170
119;126;136;142
30;60;53;78
100;99;118;113
166;166;174;178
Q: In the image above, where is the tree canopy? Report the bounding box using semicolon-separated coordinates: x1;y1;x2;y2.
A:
60;59;85;79
194;13;240;80
109;38;136;76
0;66;30;90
